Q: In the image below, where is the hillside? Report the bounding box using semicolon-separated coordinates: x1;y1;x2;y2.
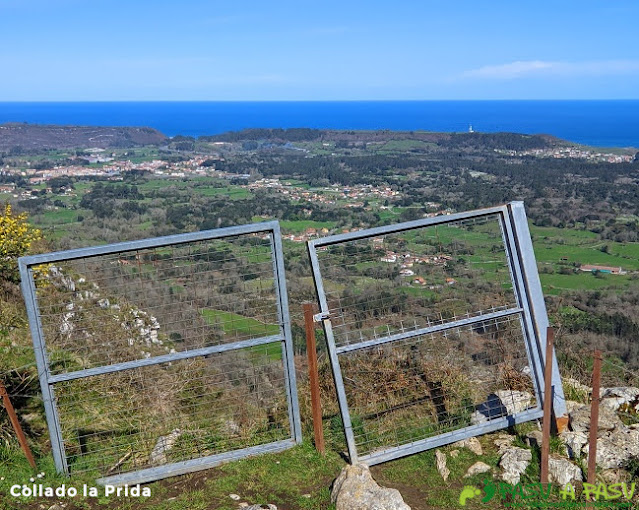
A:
0;123;167;150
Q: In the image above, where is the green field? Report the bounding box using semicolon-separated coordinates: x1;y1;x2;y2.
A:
200;308;280;337
279;219;337;233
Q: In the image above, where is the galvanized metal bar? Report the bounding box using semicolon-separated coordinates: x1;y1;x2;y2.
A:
306;240;358;461
48;334;284;384
323;319;359;462
499;209;546;404
309;205;506;248
271;222;302;443
361;408;544;466
96;438;297;486
19;220;280;266
19;262;68;474
508;202;568;427
335;307;523;355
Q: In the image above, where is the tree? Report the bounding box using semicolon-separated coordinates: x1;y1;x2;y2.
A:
0;204;41;283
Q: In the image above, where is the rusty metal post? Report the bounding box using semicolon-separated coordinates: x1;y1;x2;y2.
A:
303;302;325;454
587;350;602;486
540;327;554;485
0;379;37;470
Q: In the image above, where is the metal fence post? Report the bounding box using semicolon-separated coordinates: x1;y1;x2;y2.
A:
303;302;325;454
540;327;554;485
0;379;37;470
587;350;602;486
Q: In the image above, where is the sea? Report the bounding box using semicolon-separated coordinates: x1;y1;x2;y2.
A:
1;100;638;148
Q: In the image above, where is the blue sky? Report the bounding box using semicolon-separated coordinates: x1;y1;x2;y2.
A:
1;0;638;100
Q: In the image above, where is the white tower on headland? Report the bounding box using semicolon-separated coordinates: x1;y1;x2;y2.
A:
469;124;474;133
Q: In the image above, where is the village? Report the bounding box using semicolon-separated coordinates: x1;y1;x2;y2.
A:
496;146;635;163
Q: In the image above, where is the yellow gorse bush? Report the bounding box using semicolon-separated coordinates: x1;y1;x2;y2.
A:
0;203;42;283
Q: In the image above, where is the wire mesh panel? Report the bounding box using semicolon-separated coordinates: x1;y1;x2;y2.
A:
307;202;566;465
19;222;301;484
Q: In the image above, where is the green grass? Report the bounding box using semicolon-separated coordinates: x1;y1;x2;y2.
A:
539;272;632;295
278;219;337;233
200;309;280;338
36;208;84;225
0;441;341;510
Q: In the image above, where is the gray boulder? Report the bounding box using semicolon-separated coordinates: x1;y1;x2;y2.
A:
582;427;639;469
331;463;411;510
499;447;532;485
559;431;588;460
600;387;639;412
464;461;492;478
548;457;583;486
569;403;622;433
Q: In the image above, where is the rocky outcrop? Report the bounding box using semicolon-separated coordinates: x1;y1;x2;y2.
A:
559;431;588;460
499;447;532;485
331;464;411;510
548;457;583;486
564;391;639;471
600;387;639;413
582;427;639;469
569;403;622;433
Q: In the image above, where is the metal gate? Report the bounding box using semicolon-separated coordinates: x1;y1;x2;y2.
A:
19;221;301;485
307;202;566;465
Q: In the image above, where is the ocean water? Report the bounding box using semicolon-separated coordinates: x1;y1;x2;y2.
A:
0;100;638;148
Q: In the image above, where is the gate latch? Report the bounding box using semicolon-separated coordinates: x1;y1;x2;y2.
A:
313;311;330;322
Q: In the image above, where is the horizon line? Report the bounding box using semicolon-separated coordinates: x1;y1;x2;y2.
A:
2;98;639;103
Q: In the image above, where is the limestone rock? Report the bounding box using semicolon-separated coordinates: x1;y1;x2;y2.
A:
471;391;532;424
582;427;639;469
331;463;411;510
449;449;460;458
464;461;492;478
547;457;583;487
453;437;483;456
560;431;588;460
245;506;277;510
499;447;532;485
149;429;181;465
599;469;631;484
435;450;450;481
569;403;622;433
600;387;639;412
494;433;516;453
525;430;543;449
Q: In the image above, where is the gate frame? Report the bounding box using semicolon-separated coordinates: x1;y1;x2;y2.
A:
307;201;566;465
19;221;302;485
